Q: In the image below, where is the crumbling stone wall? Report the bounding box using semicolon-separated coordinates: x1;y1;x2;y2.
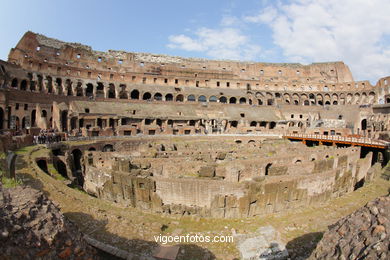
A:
69;137;375;218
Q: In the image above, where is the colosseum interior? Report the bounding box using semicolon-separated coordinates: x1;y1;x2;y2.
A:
1;31;390;259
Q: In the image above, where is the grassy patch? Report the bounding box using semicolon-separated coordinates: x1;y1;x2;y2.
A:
1;176;23;188
47;163;66;181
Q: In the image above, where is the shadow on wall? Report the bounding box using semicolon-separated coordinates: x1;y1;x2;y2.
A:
64;212;216;260
285;232;324;260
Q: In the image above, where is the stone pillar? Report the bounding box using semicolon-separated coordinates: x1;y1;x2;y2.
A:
92;83;96;98
43;79;49;94
103;84;108;99
82;83;87;96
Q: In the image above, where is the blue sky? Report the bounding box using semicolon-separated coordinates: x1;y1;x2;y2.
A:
1;0;390;83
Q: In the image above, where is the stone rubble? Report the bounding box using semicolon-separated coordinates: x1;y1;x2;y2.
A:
0;182;99;259
309;195;389;260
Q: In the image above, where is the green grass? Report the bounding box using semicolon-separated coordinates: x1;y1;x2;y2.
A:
1;176;23;188
47;163;67;181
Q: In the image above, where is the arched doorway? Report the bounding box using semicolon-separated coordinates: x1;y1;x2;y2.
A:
143;92;151;100
108;84;116;98
176;94;184;102
55;160;68;178
165;93;173;101
361;119;367;131
11;78;18;88
31;109;36;127
15;117;20;131
61;110;68;131
70;117;77;130
102;144;114;152
85;83;93;97
71;149;83;186
265;163;272;176
20;80;27;90
219;96;227;103
21;117;26;129
131;89;139;99
96;83;104;98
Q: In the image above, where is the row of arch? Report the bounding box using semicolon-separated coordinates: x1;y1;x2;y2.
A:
7;75;377;106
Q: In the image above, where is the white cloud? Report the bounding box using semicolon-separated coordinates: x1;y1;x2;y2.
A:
244;6;277;24
220;15;240;27
245;0;390;82
167;27;262;61
167;35;205;52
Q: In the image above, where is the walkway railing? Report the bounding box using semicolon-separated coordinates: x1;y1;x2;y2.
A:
284;133;390;148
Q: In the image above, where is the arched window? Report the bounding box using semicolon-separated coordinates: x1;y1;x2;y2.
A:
250;121;257;127
229;97;237;104
20;80;27;90
56;78;63;95
176;94;184;102
239;97;246;104
265;163;272;176
209;96;217;102
187;95;195;102
11;78;18;88
154;93;162;101
61;110;68;131
219;96;227;103
165;93;173;101
102;144;114;152
108;84;116;98
130;89;139;99
31;109;36;127
21;117;26;129
66;79;73;96
28;73;36;91
46;76;53;93
119;90;128;99
76;82;83;96
41;110;47;117
361;119;367;130
143;92;151;100
96;83;104;98
86;83;93;97
198;95;207;102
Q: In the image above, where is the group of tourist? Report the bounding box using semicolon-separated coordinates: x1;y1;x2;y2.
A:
33;129;63;144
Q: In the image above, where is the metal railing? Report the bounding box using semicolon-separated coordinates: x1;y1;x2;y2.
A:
284;133;390;147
